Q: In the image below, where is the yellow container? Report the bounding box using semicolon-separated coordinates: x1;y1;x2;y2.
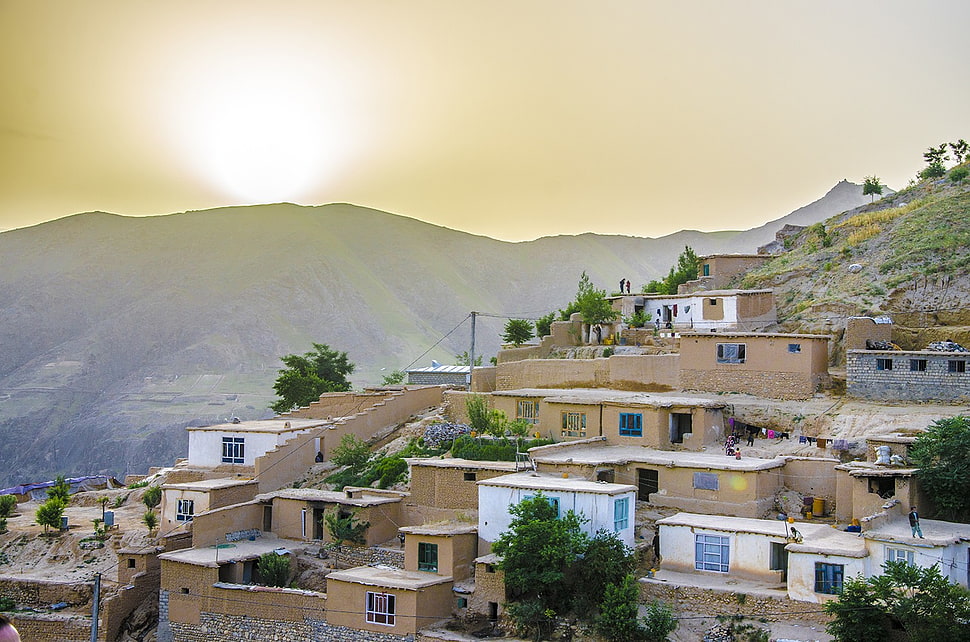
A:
813;498;825;517
804;511;813;520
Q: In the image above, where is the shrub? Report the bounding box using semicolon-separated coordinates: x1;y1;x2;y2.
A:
0;495;17;518
626;310;649;328
142;486;161;509
506;599;557;642
324;510;369;545
920;162;946;179
256;552;291;587
451;435;554;461
142;510;158;532
36;497;67;533
331;434;371;470
47;475;71;502
950;166;969;182
466;395;492;435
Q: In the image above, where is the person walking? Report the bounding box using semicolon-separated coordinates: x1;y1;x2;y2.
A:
908;506;924;538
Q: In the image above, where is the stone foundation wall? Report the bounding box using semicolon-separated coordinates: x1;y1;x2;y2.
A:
6;613;92;641
332;546;405;569
0;576;92;608
164;608;414;642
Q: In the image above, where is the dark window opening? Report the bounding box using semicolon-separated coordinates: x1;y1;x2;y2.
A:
949;360;967;373
868;476;895;498
464;472;477;481
670;412;692;443
876;358;893;371
910;359;927;372
637;469;659;501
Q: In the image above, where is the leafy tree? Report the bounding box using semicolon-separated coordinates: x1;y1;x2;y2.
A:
924;143;950;166
557;299;581;322
571;529;635;614
643;246;700;295
142;510;158;532
825;560;970;641
380;369;405;386
330;434;371;471
492;493;590;609
142;485;161;509
324;510;370;545
534;312;555;338
596;574;644;641
0;495;17;518
503;318;535;347
950;139;969;164
466;394;493;435
862;175;883;202
920;162;947;180
625;310;649;328
910;416;970;521
47;475;71;502
455;351;483;367
574;272;618;326
36;497;67;533
506;599;556;642
640;600;678;641
950;166;968;183
270;343;355;414
256;552;291;587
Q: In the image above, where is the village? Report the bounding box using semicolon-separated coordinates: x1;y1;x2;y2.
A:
2;250;969;642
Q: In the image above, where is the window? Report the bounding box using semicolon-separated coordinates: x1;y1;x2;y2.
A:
876;358;893;371
708;298;718;306
463;472;477;482
910;359;927;372
619;413;643;437
693;472;719;490
613;497;629;531
366;591;396;626
127;558;137;569
814;563;844;594
561;411;587;437
949;360;967;373
703;263;710;276
886;547;914;565
716;343;746;364
418;542;438;572
695;534;730;572
516;400;539;424
523;494;560;517
221;436;245;463
788;343;801;353
456;597;468;608
176;499;194;522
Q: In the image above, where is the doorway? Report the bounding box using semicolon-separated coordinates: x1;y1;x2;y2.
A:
670;413;692;444
770;542;789;582
637;469;659;501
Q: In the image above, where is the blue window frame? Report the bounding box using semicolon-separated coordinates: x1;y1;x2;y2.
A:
619;413;643;437
523;494;560;518
613;497;629;531
695;534;730;572
814;562;844;594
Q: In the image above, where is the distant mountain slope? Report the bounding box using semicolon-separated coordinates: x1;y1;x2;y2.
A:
0;182;870;485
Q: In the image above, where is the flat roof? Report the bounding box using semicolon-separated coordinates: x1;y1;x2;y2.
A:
159;537;306;567
530;443;787;472
406;365;470;374
405;458;519;472
609;289;773;301
658;512;866;557
478;471;636;495
864;517;970;546
162;478;258;491
834;462;918;477
701;253;769;259
399;523;477;537
186;418;332;433
258;487;405;507
327;565;453;590
681;331;830;340
492;388;726;408
847;349;970;356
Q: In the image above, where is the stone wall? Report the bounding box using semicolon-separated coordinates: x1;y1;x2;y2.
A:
165;609;414;642
845;317;892;352
0;576;92;607
846;350;970;402
332;545;405;569
6;613;92;641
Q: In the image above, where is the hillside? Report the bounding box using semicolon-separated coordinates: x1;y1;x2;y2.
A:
741;165;970;362
0;183;869;486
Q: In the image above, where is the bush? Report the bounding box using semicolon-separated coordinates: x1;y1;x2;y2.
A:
331;434;371;470
0;495;17;518
47;475;71;502
324;510;370;545
256;552;291;587
920;162;946;179
950;166;969;182
451;435;554;461
36;497;67;533
142;510;158;531
506;599;557;642
626;310;649;328
142;486;161;509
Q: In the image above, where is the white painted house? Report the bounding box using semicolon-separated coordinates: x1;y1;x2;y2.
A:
477;472;637;550
611;289;776;332
186;418;331;468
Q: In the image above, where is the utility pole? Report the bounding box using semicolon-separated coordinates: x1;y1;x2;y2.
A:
468;311;477;389
90;572;101;642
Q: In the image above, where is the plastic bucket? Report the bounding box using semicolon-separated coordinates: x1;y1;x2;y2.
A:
813;498;825;517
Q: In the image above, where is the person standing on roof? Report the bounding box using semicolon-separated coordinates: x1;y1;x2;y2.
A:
908;506;924;538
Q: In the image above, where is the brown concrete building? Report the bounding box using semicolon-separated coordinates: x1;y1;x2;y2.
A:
406;458;519;511
681;254;770;293
679;332;830;399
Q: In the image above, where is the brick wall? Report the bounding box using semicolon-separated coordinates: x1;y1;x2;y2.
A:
847;350;970;402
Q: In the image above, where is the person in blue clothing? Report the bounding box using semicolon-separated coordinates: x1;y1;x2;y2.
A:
908;506;924;538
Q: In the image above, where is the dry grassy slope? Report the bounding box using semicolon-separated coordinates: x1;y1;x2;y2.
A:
740;166;970;362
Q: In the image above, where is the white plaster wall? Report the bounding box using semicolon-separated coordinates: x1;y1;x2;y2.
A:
187;430;309;466
866;540;970;589
478;486;635;547
160;488;210;527
787;553;868;604
659;523;787;582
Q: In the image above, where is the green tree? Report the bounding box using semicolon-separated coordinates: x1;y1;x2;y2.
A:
270;343;355;414
950;166;968;183
142;485;161;510
142;510;158;532
256;552;291;587
47;475;71;502
862;175;883;202
571;529;634;614
455;351;483;367
380;369;405;385
640;600;678;641
643;246;700;295
330;434;371;471
574;272;617;326
596;574;645;641
920;162;947;180
36;497;67;533
924;143;950;166
0;495;17;518
534;312;555;338
950;139;968;164
503;319;535;347
825;561;970;641
910;416;970;521
324;510;370;545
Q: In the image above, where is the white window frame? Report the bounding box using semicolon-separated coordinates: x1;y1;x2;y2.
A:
716;343;746;364
561;411;587;437
176;499;195;522
516;400;539;424
613;497;629;531
695;533;730;573
366;591;396;626
221;436;245;464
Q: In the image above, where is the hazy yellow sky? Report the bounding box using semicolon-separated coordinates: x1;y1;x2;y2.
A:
1;1;967;241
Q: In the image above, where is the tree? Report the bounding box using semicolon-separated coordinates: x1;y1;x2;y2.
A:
909;416;970;521
324;510;370;545
47;475;70;502
330;434;371;470
257;552;291;587
924;143;950;166
920;162;947;180
825;561;970;641
643;246;700;295
574;272;617;326
0;495;17;518
380;369;405;385
534;312;555;338
270;343;355;414
36;497;67;533
950;139;969;164
862;175;883;202
596;574;644;641
503;319;535;347
142;510;158;532
142;485;161;510
455;351;483;367
570;529;635;614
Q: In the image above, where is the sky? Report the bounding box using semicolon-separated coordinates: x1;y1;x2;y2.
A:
1;1;968;242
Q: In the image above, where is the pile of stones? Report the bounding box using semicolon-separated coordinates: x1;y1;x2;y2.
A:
423;422;472;449
926;339;969;352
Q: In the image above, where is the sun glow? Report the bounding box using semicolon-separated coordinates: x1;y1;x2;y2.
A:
164;47;355;205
